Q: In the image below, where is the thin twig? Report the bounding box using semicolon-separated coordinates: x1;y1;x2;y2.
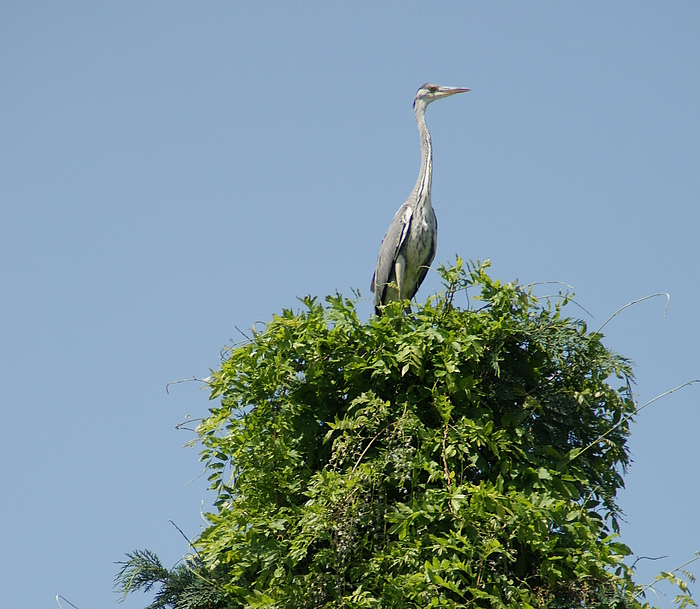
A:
570;380;700;463
537;294;595;319
597;293;670;333
637;380;700;411
234;325;251;340
636;552;700;599
528;281;575;290
352;422;398;474
168;523;229;599
169;520;203;560
631;555;668;570
175;415;205;432
165;376;209;394
251;321;267;335
200;500;210;525
56;596;80;609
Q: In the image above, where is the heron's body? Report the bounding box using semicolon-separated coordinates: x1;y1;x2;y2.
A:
371;83;469;314
371;193;437;306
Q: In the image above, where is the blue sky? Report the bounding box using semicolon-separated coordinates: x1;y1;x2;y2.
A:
1;3;699;607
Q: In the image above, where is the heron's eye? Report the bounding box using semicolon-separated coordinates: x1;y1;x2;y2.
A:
429;86;437;92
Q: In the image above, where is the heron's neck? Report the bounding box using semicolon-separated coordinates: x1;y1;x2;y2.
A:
412;103;433;213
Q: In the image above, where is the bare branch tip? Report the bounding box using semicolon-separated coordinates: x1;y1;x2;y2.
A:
56;596;81;609
598;292;672;333
166;376;209;394
638;380;700;412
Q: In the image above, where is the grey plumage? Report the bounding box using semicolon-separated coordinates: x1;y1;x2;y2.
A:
371;83;469;314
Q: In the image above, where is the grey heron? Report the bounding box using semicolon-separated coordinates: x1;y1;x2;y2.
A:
370;83;469;314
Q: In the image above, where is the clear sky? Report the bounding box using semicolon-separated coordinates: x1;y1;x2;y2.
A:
1;3;698;608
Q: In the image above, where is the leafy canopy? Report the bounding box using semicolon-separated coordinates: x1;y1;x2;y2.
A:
117;259;654;609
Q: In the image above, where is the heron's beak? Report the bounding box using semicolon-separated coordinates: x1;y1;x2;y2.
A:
442;86;470;96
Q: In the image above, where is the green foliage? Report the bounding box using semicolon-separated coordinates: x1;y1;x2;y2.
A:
636;553;700;609
114;549;229;609
117;259;688;608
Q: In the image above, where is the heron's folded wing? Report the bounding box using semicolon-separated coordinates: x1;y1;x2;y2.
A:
413;212;437;290
371;205;412;296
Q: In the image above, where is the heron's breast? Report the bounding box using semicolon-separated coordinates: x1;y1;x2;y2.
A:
403;213;436;258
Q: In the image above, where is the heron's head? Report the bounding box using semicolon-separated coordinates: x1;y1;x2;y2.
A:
414;83;470;110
